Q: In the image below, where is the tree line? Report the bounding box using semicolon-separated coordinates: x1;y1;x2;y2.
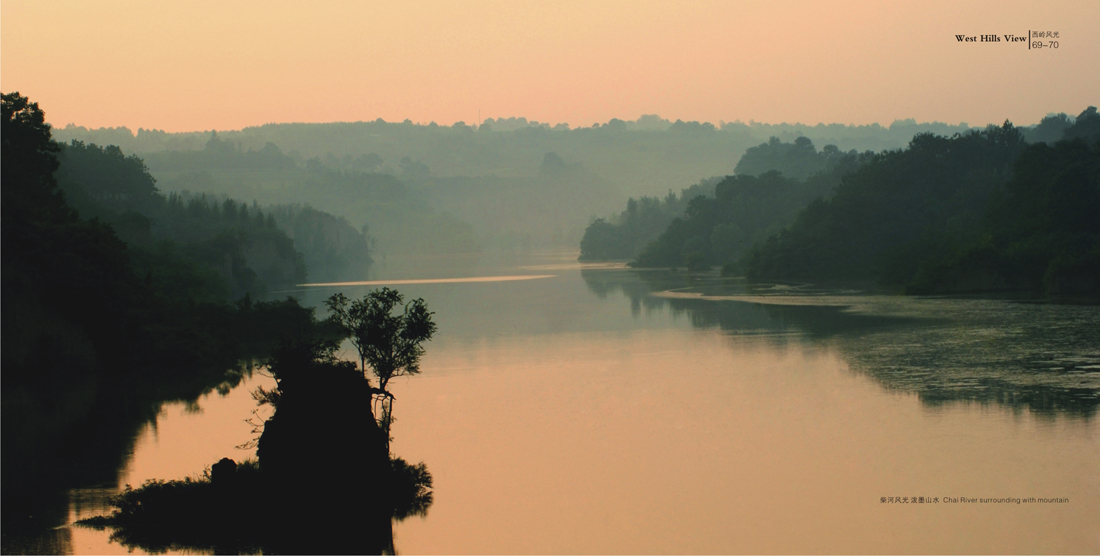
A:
581;107;1100;295
1;92;341;520
747;109;1099;294
580;137;873;268
2;93;433;552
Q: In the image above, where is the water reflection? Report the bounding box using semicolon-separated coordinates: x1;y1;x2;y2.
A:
301;274;557;287
581;268;1100;417
1;364;254;555
6;253;1097;554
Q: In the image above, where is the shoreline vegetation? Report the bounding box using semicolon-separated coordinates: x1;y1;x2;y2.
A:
3;92;424;553
581;108;1100;297
76;291;437;553
52;111;1027;259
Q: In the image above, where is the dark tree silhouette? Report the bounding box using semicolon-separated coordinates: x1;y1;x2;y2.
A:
2;92;72;227
325;288;436;440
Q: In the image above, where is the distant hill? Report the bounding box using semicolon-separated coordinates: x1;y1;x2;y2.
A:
54;115;977;200
746;107;1100;294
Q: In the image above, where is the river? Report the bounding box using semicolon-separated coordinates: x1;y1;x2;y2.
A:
11;251;1100;553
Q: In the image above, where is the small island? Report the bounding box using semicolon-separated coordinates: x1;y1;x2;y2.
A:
78;288;436;554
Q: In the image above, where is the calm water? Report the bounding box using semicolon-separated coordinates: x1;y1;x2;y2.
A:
21;251;1100;553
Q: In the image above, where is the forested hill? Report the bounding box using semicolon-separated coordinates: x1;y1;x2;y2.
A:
577;178;720;261
55;140;374;290
746;107;1100;294
576;111;1083;266
54;116;975;200
636;147;872;270
2;92;353;516
734;136;850;180
578;107;1098;295
579;137;872;264
61;115;1072;257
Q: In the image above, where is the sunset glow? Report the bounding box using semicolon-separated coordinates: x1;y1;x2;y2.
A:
3;0;1096;132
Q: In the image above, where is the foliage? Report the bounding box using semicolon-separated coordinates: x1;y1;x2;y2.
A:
744;109;1100;294
631;148;871;270
3;92;147;380
734;136;851;180
578;178;719;260
155;159;482;254
581;138;871;266
55;140;307;297
77;451;431;553
268;203;373;282
57;116;987;256
265;335;351;384
2;93;70;226
52;114;1068;258
1062;106;1100;143
1022;112;1073;145
324;289;436;442
391;457;434;520
57;137;377;292
1;93;329;518
55;140;161;216
155;194;306;296
55;115;976;197
254;327;433;550
745;122;1028;285
909;136;1100;294
324;289;437;390
140;131;298;171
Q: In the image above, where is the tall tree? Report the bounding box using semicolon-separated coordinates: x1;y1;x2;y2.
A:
2;92;72;228
325;289;436;442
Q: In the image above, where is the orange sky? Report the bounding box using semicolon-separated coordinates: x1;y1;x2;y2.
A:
2;0;1097;132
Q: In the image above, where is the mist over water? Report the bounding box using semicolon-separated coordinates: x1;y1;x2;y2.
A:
37;252;1099;554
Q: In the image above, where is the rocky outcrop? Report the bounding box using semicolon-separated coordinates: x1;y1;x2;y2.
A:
257;362;395;553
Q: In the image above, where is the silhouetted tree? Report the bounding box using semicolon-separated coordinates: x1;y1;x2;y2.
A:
325;289;436;441
1063;106;1100;143
1024;112;1073;144
2;92;71;227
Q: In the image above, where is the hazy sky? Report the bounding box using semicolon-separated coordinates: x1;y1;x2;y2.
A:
3;0;1097;132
